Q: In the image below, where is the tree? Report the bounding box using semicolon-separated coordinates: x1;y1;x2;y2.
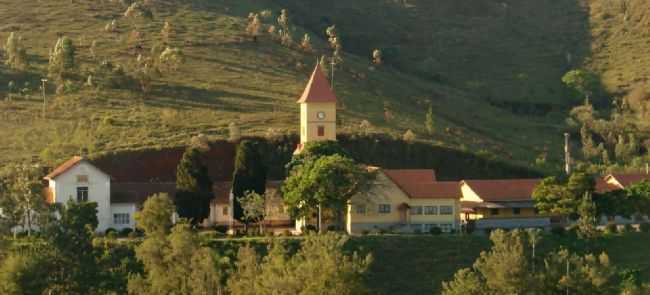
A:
0;253;49;295
282;154;374;231
4;32;28;70
562;69;598;101
129;222;223;295
285;140;349;172
44;200;100;294
442;230;535;295
133;54;159;94
232;140;267;225
425;104;435;136
48;36;76;81
228;233;372;295
175;147;213;226
158;47;184;72
403;129;416;143
229;122;241;142
576;192;599;239
246;13;262;42
135;193;175;236
160;21;173;44
238;191;267;234
277;9;293;47
326;25;343;65
372;49;382;65
533;173;595;219
0;164;47;236
442;230;623;295
300;33;312;52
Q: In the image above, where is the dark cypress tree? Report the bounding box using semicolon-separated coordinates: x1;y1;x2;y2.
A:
175;147;213;225
232;140;267;222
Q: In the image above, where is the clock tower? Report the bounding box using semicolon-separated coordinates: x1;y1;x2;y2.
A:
295;63;337;153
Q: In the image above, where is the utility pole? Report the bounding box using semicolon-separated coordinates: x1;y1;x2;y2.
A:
566;258;570;295
564;133;571;175
318;204;322;234
41;79;48;119
330;58;335;91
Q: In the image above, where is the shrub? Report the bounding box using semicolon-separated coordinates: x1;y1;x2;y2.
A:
639;223;650;233
119;227;133;237
429;226;442;235
105;228;117;236
483;228;494;236
605;223;618;234
551;226;565;236
214;225;229;234
305;224;317;232
360;229;370;236
378;228;388;235
127;231;138;240
623;224;635;233
282;230;293;237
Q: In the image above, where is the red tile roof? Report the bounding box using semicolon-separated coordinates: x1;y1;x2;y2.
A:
461;179;542;202
297;63;337;103
111;181;233;205
384;169;437;183
607;173;650;188
595;178;620;193
383;169;457;199
44;156;87;180
399;181;461;199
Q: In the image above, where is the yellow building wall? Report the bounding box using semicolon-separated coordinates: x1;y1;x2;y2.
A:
476;207;539;219
346;171;460;233
300;102;336;144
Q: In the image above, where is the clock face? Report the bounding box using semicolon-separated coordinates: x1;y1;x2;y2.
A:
316;111;326;120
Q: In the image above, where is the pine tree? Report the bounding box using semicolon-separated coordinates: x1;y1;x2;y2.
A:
577;192;599;239
300;33;313;52
425;104;435;136
246;13;262;42
175;147;213;225
48;37;76;81
4;32;28;70
372;49;383;65
232;140;267;224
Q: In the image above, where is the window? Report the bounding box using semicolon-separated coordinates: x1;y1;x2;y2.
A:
76;175;88;183
490;208;500;216
222;206;229;216
439;205;453;215
378;204;391;214
439;224;452;232
317;126;325;137
76;187;89;202
513;208;521;215
424;206;438;215
356;205;367;214
410;206;423;215
113;213;130;225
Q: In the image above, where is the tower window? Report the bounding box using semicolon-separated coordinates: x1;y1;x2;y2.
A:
317;126;325;136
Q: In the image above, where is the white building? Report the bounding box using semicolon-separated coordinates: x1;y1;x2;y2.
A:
44;156;136;232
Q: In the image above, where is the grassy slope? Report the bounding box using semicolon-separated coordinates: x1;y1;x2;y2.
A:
1;0;649;169
0;0;566;168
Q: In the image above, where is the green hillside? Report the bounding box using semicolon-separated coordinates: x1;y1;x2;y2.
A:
0;0;646;169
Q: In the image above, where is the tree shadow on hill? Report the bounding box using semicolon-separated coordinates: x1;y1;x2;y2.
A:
144;82;283;113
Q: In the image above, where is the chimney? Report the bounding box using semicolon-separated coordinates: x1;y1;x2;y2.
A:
564;133;571;175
